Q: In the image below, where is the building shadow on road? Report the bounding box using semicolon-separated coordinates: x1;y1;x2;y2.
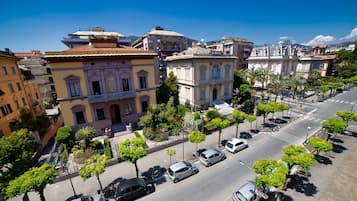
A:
287;175;318;197
65;194;83;201
141;165;167;186
314;154;333;165
103;177;126;199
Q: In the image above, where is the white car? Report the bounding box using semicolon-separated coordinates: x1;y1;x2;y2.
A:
225;138;248;153
71;194;105;201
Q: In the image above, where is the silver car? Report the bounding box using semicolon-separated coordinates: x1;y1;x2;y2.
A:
232;181;256;201
167;161;199;183
71;194;105;201
199;148;226;167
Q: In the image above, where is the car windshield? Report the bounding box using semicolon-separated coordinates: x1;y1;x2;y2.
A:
168;168;174;175
183;161;191;167
226;143;233;148
201;153;208;159
235;191;248;201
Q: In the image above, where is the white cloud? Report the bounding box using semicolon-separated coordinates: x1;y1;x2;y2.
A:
304;35;336;46
279;36;289;40
340;27;357;40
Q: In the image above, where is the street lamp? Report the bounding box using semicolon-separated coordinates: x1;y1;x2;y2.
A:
304;126;311;144
272;115;276;131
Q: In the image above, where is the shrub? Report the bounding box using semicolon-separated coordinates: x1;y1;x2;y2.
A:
206;110;220;121
193;112;201;120
153;132;168;142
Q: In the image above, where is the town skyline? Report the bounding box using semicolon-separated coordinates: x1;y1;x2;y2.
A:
0;0;356;52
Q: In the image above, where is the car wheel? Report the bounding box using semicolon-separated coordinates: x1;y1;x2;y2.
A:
222;156;227;160
206;163;211;167
193;169;199;175
173;178;179;183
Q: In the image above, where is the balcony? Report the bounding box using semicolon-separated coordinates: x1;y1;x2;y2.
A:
88;91;136;103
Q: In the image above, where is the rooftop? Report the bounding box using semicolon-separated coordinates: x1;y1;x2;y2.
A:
166;46;237;61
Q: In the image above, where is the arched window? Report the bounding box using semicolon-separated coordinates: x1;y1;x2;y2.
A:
199;66;206;81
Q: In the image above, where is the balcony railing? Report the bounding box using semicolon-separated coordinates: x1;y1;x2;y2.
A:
88;91;136;103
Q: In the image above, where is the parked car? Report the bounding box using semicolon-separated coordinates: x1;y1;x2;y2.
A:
225;138;248;153
232;181;256;201
71;194;105;201
115;178;154;201
220;138;232;147
167;161;199;183
192;148;207;157
199;148;226;167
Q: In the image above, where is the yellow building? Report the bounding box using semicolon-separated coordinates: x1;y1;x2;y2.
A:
0;49;44;137
44;37;157;133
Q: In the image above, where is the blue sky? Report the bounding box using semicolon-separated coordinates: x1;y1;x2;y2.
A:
0;0;356;52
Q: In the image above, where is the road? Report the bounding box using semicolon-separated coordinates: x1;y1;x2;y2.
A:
139;87;357;201
12;87;357;201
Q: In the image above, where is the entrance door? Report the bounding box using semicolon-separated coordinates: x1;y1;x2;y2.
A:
92;81;101;95
110;104;121;124
212;88;218;101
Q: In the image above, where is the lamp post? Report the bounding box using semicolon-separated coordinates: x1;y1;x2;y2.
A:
272;115;276;131
304;126;311;144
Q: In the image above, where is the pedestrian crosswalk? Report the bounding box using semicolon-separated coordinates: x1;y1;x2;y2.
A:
326;99;357;105
304;116;325;124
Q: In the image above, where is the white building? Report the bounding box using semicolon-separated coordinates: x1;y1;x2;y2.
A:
166;46;236;110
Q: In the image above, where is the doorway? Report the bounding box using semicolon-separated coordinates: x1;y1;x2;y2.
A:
212;88;218;101
110;104;121;124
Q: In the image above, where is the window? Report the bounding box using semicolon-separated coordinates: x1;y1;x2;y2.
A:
96;108;105;120
16;82;21;91
22;97;26;106
185;87;190;101
200;88;205;100
65;75;81;97
51;85;56;91
49;77;54;83
8;83;14;93
225;66;230;78
137;70;148;89
122;79;130;91
139;76;147;89
2;66;8;75
185;68;190;80
92;81;101;95
224;87;229;96
46;68;52;74
212;65;221;80
35;92;39;99
15;100;19;109
75;112;86;124
125;104;132;115
11;66;16;75
200;67;206;81
141;101;148;112
68;82;80;97
106;75;116;92
1;104;13;116
0;130;3;137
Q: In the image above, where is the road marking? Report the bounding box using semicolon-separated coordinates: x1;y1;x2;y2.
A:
340;100;345;103
345;101;350;104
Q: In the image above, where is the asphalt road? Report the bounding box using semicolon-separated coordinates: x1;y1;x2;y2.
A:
139;87;357;201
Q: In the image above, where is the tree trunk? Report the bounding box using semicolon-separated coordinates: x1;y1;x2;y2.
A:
134;160;139;178
235;124;239;138
23;192;29;201
96;175;104;193
275;93;278;102
293;87;297;100
39;190;46;201
218;131;222;147
255;118;258;130
169;155;172;164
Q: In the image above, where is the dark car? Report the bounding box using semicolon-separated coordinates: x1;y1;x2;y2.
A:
115;178;154;201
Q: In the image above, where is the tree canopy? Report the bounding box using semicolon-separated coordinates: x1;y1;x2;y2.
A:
75;126;96;148
308;137;333;155
188;130;206;152
157;71;179;105
232;110;247;138
6;164;58;201
281;145;315;172
257;103;273;123
336;111;357;124
119;132;148;178
322;117;348;134
79;154;108;192
211;117;230;147
55;125;74;149
253;159;288;189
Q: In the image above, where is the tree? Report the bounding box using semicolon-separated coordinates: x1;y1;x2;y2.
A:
188;130;206;153
308;137;333;155
281;145;315;173
166;148;176;165
256;68;271;97
244;68;260;86
246;115;257;130
238;84;253;103
233;70;249;91
232;110;247;138
8;108;49;134
55;125;74;149
268;74;287;102
322;117;348;138
336;111;357;125
253;159;288;190
289;75;306;100
211;117;230;147
75;126;96;149
6;164;58;201
157;71;179;105
119;132;148;178
0;129;37;194
79;154;108;193
257;103;273;123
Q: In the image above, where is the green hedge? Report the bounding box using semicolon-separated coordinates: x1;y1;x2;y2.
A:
104;138;112;158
